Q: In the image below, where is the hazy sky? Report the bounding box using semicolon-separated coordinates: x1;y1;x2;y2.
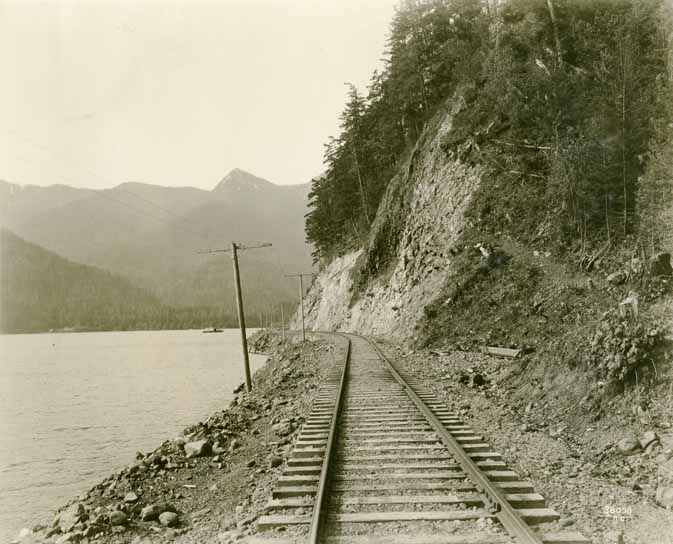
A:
1;0;399;190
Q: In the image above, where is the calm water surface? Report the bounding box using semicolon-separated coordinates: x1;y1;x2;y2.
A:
0;329;266;541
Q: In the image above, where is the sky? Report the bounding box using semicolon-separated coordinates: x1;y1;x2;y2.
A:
0;0;399;190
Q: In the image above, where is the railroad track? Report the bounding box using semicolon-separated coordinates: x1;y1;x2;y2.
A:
256;334;590;544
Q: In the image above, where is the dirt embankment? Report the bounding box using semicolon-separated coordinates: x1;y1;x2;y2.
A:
378;340;673;544
14;331;341;544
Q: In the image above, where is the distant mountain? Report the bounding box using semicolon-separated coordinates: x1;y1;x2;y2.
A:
0;180;93;227
214;168;276;192
1;170;313;315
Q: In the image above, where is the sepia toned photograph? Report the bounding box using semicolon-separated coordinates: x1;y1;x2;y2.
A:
1;1;672;543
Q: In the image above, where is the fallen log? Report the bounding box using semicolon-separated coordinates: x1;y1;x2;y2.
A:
485;346;522;358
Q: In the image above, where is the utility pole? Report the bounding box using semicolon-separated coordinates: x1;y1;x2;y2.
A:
285;273;314;342
280;304;286;341
199;242;272;392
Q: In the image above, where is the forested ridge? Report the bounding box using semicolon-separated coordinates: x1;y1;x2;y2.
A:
306;0;673;263
1;169;304;333
0;229;241;333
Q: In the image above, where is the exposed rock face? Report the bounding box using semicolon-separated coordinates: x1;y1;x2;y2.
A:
293;102;482;341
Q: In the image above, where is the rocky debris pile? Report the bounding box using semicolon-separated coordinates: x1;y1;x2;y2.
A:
15;333;339;544
248;329;287;354
611;430;673;509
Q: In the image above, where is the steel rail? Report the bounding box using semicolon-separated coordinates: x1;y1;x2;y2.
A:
307;334;351;544
363;335;544;544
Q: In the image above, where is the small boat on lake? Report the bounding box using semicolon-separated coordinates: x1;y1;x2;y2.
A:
202;327;224;333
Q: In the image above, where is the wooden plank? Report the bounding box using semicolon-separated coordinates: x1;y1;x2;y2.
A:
518;508;560;524
332;472;468;481
485;470;521;481
287;456;323;466
334;493;544;508
272;486;317;498
329;508;557;524
265;497;314;510
322;536;509;544
485;346;522;358
342;438;444;445
243;533;590;544
338;463;463;471
336;454;454;462
283;466;322;475
291;448;326;457
329;510;492;523
331;481;535;494
257;514;311;529
320;533;590;544
338;461;507;471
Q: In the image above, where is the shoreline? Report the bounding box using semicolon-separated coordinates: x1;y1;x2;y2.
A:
12;330;339;544
13;330;673;543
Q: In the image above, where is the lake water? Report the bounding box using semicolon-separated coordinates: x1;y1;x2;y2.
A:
0;329;266;541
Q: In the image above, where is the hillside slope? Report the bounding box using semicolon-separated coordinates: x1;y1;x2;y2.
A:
294;0;673;391
0;229;172;333
0;228;294;333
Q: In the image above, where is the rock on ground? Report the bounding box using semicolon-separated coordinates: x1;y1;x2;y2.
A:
184;439;212;458
158;511;179;527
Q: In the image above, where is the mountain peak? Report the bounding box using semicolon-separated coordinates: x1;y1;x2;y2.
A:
214;169;275;192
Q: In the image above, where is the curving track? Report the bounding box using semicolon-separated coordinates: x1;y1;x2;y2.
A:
256;333;590;544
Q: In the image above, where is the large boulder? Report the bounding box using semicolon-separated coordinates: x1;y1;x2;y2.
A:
109;511;127;526
159;512;179;527
640;431;658;450
184;439;212;458
140;504;161;521
57;503;86;533
617;434;641;456
272;422;293;437
123;492;138;503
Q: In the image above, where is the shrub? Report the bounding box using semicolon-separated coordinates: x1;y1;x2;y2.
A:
585;309;664;383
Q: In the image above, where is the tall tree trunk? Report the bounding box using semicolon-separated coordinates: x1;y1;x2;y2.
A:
352;144;371;226
546;0;563;69
621;44;628;236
